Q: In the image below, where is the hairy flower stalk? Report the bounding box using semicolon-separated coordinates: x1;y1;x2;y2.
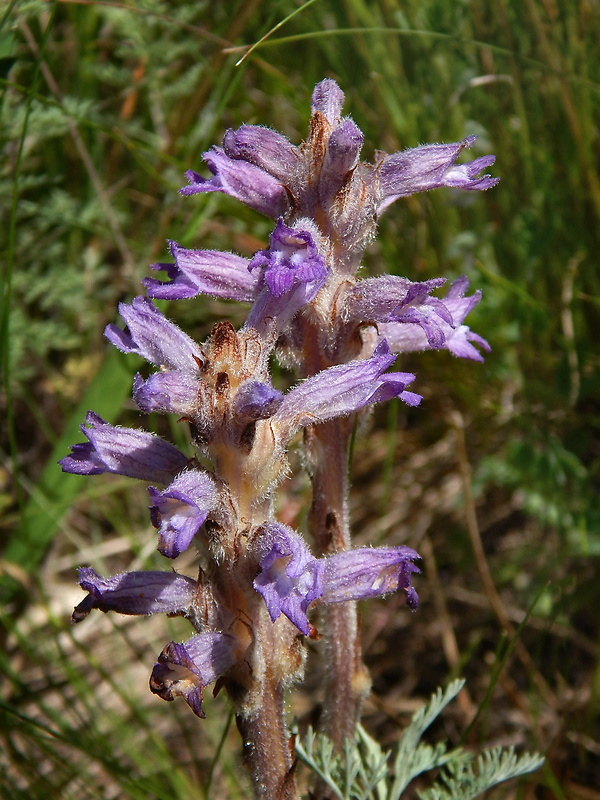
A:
62;78;496;799
156;79;497;752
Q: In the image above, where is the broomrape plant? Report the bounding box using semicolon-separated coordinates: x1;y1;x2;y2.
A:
61;79;541;798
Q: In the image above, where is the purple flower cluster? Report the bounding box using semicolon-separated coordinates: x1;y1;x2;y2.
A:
61;79;496;728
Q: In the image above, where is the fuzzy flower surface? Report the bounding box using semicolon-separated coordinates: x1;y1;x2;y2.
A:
179;78;497;271
153;78;495;370
62;245;425;717
62;78;497;730
253;523;420;635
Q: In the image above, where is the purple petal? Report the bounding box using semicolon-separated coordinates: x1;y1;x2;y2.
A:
245;220;328;336
133;371;200;416
149;632;237;718
396;306;446;349
368;374;423;407
322;546;421;609
248;219;327;298
59;411;189;483
378;276;490;361
377;136;499;214
420;297;454;326
441;275;482;325
222;125;297;181
344;276;446;324
253;522;323;635
442;153;499;189
324;119;363;174
318;119;364;211
380;320;490;362
72;567;197;622
377;322;432;354
318;119;364;205
105;296;203;374
311;79;345;124
446;327;491;361
143;241;258;302
180;148;288;218
273;341;419;435
233;380;284;421
149;470;218;559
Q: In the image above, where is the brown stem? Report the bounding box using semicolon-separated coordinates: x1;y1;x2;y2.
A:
234;614;299;800
306;418;371;750
236;695;298;800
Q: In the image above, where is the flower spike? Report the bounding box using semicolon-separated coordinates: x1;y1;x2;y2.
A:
64;80;498;791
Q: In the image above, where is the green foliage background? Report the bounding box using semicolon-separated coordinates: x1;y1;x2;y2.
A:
1;0;598;797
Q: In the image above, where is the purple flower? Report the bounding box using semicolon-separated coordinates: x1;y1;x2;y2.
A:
149;632;238;718
272;340;421;442
375;136;499;214
245;219;329;336
105;295;204;373
104;297;209;417
249;219;327;298
71;564;244;719
320;119;364;197
344;275;453;349
311;77;345;123
148;470;218;559
132;370;200;416
253;523;324;636
72;567;198;622
180;147;288;218
252;522;420;635
222;124;297;181
59;411;189;484
143;240;259;302
322;547;421;610
376;276;490;361
344;276;447;327
143;222;328;343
